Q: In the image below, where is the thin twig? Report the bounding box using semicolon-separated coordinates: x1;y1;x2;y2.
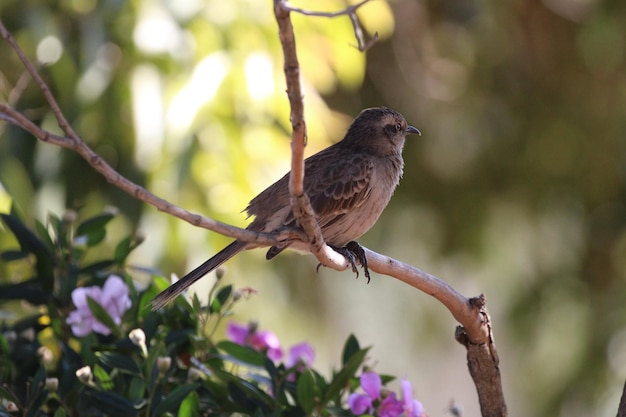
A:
282;0;377;52
0;22;79;140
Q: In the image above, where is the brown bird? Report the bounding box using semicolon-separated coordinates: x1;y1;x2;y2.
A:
151;107;420;310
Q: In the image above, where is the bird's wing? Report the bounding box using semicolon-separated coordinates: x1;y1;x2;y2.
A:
245;146;375;230
301;153;375;227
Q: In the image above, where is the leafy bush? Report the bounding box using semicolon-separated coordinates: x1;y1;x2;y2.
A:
0;207;423;417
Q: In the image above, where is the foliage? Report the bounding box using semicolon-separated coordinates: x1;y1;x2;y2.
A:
0;207;423;416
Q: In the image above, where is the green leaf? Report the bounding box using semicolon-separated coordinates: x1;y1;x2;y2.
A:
0;249;28;261
114;236;133;264
86;296;119;337
93;364;114;390
0;280;48;304
79;260;116;275
219;372;274;410
0;213;54;287
152;383;200;416
95;351;142;376
217;341;267;367
342;334;360;366
296;370;318;414
128;376;146;402
75;213;116;246
53;408;68;417
324;347;370;404
82;389;137;417
177;390;199;417
35;219;54;251
210;285;232;313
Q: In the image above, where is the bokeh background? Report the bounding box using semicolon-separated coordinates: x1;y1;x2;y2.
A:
1;0;626;415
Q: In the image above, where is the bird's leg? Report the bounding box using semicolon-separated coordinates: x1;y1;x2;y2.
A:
316;241;371;283
344;241;370;283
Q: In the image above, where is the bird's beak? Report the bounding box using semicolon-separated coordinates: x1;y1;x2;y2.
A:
406;125;421;136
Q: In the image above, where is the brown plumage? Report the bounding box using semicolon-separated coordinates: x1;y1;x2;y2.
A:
151;107;420;310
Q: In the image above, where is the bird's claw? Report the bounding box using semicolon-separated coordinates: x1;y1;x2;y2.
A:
316;241;371;283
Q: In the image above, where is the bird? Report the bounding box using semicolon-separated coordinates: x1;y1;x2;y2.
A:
151;107;420;310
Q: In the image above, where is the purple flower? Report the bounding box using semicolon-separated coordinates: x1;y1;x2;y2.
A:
349;372;381;416
226;322;284;361
348;372;424;417
348;393;373;415
361;372;382;400
66;275;131;337
285;343;315;370
378;392;404;417
401;378;424;417
226;322;250;345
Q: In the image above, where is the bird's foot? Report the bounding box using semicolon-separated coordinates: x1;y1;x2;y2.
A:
316;241;371;283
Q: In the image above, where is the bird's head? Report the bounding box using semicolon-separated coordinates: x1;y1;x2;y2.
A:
343;107;420;155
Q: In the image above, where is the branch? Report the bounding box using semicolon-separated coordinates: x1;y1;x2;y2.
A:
273;2;506;416
617;379;626;417
274;0;352;273
281;0;377;52
0;21;280;249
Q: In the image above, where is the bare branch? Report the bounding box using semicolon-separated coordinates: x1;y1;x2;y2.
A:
281;0;377;52
282;0;372;18
274;0;351;273
0;21;79;140
617;379;626;417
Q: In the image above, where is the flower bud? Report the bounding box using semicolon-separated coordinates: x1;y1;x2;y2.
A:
45;378;59;392
76;366;93;384
19;328;35;342
62;210;77;223
187;367;203;383
129;328;148;357
215;266;226;280
232;289;243;301
37;346;55;367
157;356;172;376
0;399;18;412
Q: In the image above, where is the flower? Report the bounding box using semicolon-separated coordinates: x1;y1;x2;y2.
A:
76;366;93;384
286;342;315;370
348;392;373;415
129;328;147;357
348;372;381;415
66;275;131;337
157;356;172;376
401;378;424;417
378;392;403;417
348;373;424;417
226;321;283;361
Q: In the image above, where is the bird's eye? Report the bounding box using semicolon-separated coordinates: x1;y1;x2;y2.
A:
395;123;402;132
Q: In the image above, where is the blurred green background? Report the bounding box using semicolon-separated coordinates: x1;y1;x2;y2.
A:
1;0;626;415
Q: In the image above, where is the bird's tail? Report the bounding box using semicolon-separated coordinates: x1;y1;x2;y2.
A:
150;240;246;310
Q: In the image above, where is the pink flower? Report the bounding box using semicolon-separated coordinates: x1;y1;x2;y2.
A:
401;378;424;417
348;393;373;415
226;322;284;361
361;372;382;399
348;372;382;416
348;373;423;417
378;392;403;417
66;275;131;337
285;343;315;370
